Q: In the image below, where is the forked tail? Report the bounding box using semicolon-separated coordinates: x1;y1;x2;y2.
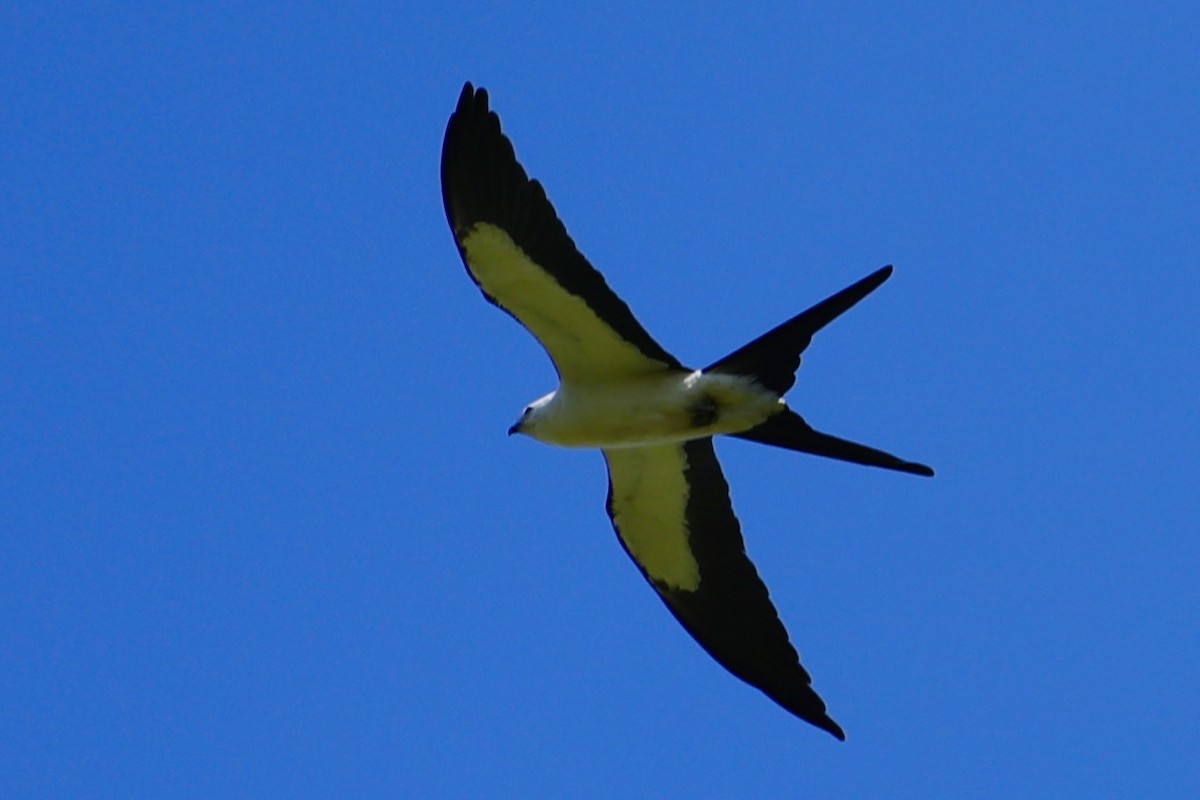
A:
733;410;934;477
705;266;934;477
704;266;893;395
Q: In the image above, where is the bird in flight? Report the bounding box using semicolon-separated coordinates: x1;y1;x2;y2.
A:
440;83;933;740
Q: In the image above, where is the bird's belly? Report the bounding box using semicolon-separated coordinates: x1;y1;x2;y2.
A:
537;373;783;449
548;406;702;448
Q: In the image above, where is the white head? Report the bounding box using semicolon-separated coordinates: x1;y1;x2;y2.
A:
507;390;557;438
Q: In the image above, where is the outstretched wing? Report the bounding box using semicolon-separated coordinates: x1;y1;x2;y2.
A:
602;438;845;739
441;83;683;380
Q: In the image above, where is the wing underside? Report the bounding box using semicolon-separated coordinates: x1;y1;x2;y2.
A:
603;439;845;739
440;83;683;380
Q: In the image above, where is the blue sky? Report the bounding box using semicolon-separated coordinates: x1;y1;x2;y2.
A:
3;3;1198;797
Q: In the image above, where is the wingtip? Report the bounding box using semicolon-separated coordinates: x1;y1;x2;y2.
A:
904;461;936;478
454;81;475;112
819;715;847;741
452;82;492;121
862;264;894;294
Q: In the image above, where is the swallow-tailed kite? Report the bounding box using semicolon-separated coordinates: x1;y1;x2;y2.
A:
441;83;933;740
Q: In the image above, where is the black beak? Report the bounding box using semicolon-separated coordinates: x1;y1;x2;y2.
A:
507;422;521;436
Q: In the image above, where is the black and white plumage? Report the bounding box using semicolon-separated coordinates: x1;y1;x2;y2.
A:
441;83;933;740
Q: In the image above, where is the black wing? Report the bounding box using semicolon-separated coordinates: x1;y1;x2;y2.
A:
603;438;845;739
441;83;684;379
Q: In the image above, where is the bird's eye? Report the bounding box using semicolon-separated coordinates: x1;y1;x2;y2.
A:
523;406;532;415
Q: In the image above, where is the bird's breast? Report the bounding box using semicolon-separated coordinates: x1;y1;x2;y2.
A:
530;371;782;449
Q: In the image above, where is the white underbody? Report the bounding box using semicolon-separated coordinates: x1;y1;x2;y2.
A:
517;369;784;449
458;223;787;449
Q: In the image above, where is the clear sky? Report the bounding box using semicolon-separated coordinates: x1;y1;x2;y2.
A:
4;3;1198;798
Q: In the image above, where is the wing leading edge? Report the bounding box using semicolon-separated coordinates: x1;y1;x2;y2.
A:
603;439;845;740
440;83;683;380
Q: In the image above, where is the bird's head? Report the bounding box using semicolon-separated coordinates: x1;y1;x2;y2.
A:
507;392;556;438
